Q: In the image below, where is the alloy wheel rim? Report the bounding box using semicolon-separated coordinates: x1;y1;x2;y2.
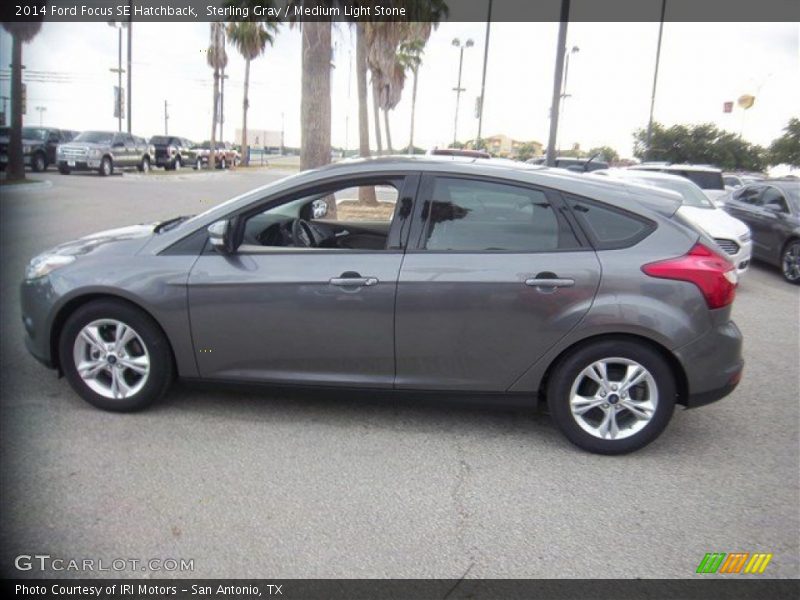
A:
569;357;658;440
72;319;150;399
783;244;800;281
103;160;111;175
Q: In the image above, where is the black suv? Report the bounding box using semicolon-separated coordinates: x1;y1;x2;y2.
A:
149;136;199;170
0;127;78;172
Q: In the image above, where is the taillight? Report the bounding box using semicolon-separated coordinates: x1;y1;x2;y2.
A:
642;243;737;309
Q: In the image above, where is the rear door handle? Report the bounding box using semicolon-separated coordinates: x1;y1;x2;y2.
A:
329;276;379;287
525;278;575;288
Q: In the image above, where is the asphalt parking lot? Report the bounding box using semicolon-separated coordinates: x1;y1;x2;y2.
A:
0;168;798;579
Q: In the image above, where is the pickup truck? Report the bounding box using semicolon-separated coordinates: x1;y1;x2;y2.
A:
57;131;152;176
149;135;200;170
0;127;78;172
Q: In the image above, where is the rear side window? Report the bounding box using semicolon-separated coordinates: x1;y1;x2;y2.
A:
734;186;763;206
566;195;655;250
418;177;579;252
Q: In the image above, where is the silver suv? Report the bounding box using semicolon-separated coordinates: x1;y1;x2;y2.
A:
20;158;744;454
57;130;152;176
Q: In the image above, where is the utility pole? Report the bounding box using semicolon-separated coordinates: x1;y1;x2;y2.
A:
164;100;169;135
545;0;570;166
281;111;285;155
127;1;132;134
452;38;474;147
645;0;667;159
476;0;493;150
108;23;125;132
35;105;46;126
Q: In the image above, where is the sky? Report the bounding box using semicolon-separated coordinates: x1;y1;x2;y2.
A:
0;20;797;158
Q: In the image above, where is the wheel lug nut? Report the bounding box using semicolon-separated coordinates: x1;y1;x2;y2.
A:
600;391;606;397
603;404;609;408
611;384;618;391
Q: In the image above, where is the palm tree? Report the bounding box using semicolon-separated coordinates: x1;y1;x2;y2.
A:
227;21;278;166
355;23;377;205
207;22;227;170
364;23;407;155
397;36;425;153
2;21;43;180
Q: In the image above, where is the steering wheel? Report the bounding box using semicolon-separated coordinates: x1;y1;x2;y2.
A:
291;218;318;248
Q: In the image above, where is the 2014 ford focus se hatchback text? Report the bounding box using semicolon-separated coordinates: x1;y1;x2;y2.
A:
20;158;744;454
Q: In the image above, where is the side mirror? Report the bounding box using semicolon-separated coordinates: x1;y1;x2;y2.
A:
311;199;329;219
208;219;236;254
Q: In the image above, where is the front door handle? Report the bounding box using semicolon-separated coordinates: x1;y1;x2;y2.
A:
329;275;379;287
525;277;575;288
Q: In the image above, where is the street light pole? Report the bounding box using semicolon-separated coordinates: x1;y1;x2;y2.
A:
545;0;570;167
220;70;229;142
127;3;132;134
35;105;46;126
476;0;493;150
452;37;474;147
108;23;125;133
557;45;579;153
645;0;667;159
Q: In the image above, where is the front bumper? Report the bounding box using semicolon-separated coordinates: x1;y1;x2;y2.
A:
20;277;58;370
732;239;753;275
674;317;744;408
57;158;102;171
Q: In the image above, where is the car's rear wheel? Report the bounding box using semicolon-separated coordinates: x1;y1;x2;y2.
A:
59;300;174;412
174;156;181;170
195;158;202;170
99;156;113;176
781;240;800;285
32;152;47;172
547;339;676;454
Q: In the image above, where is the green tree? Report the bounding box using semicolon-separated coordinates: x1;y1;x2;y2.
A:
769;118;800;167
207;22;228;170
587;146;620;163
515;142;540;162
2;20;44;180
633;122;766;171
226;20;278;166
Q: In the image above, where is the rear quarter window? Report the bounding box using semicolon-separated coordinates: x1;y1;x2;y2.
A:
565;194;655;250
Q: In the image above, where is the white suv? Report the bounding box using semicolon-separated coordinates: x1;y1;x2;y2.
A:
629;163;727;205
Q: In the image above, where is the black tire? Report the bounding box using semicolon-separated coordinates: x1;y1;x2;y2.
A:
32;152;47;172
99;156;113;176
137;156;150;173
59;165;71;175
547;339;676;455
174;156;181;170
59;299;174;412
781;239;800;285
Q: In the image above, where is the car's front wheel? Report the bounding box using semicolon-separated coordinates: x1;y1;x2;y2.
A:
547;339;676;454
195;158;202;170
32;152;47;172
781;239;800;285
59;300;174;412
174;156;181;170
99;156;113;176
138;156;150;173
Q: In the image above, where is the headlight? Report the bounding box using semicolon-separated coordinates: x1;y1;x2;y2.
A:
25;254;76;280
739;230;751;243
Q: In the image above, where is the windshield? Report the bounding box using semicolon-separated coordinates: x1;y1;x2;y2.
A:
673;170;724;190
74;131;114;144
150;136;174;145
22;127;48;141
630;175;714;208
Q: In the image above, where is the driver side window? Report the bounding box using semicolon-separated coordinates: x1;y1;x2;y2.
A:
238;178;402;253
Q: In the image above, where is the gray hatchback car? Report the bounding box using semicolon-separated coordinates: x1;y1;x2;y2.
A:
20;158;744;454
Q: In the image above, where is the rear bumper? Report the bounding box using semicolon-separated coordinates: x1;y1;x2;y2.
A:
675;318;744;408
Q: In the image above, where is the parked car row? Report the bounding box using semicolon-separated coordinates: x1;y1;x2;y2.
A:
1;126;240;176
